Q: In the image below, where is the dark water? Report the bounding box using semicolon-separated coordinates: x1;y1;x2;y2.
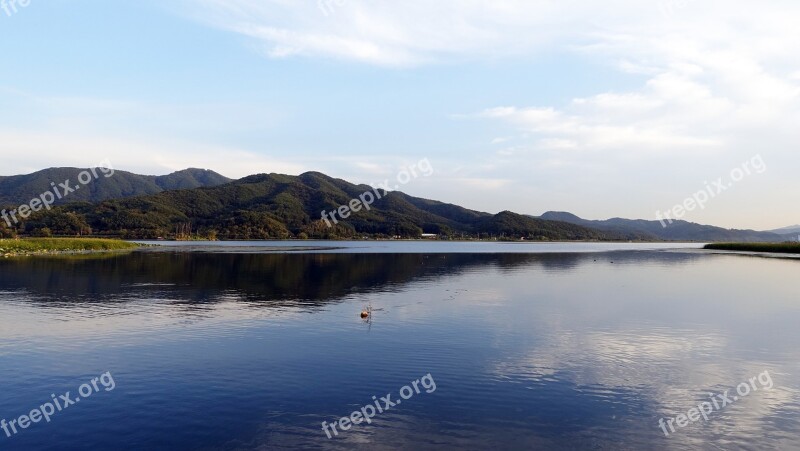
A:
0;244;799;450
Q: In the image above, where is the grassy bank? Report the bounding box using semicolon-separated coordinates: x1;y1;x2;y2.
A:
704;242;800;254
0;238;140;257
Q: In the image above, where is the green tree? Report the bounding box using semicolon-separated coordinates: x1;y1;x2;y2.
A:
0;221;17;238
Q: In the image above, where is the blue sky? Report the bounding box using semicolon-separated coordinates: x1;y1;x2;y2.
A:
1;0;798;229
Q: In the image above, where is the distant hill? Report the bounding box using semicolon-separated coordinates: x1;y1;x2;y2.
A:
538;211;784;243
473;211;636;241
769;225;800;236
0;168;231;206
12;171;630;241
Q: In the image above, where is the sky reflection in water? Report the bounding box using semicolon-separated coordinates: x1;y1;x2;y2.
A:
0;247;798;450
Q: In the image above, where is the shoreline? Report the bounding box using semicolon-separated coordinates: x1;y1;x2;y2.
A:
0;238;141;258
704;242;800;254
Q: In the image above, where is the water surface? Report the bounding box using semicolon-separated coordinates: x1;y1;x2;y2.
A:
0;243;798;450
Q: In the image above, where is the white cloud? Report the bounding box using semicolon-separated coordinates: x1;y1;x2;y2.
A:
0;129;306;178
184;1;800;73
473;42;798;156
353;161;390;175
0;89;305;178
479;99;724;154
183;0;621;66
185;1;800;150
450;177;512;191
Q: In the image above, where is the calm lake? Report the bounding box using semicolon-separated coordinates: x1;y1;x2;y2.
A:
1;242;798;450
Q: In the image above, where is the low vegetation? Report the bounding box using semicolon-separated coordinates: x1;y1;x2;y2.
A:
0;238;140;257
704;242;800;254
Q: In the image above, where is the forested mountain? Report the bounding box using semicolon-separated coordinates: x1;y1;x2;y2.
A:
2;168;786;242
4;171;629;241
538;211;784;243
0;167;231;206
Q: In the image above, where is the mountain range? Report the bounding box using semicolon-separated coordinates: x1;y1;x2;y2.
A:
0;168;231;206
0;167;793;242
537;211;785;243
768;225;800;236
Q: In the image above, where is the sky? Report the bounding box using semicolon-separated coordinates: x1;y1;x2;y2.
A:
0;0;798;230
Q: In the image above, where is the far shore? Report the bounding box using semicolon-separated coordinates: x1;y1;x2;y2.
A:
704;242;800;254
1;238;694;257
